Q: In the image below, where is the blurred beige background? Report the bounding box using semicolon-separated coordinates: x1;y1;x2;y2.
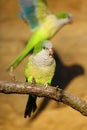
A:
0;0;87;130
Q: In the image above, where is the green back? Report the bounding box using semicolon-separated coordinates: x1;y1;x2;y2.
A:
33;41;44;55
56;12;69;19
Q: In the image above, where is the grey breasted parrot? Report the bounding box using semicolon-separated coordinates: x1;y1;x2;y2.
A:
24;40;56;117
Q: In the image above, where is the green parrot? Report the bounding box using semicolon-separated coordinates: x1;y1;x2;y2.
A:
24;40;56;117
7;0;72;70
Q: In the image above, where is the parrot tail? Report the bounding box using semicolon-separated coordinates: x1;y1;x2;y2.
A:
24;94;37;118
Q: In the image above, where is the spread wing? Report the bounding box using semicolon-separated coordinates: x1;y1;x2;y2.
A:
18;0;51;30
33;0;51;23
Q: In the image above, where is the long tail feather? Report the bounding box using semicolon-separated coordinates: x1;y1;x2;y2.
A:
24;94;37;118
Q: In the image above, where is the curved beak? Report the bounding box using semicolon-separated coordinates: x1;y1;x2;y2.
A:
68;14;73;24
49;48;53;55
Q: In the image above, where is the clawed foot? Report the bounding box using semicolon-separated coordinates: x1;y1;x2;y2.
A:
56;85;63;101
32;78;36;85
44;83;48;89
9;67;17;82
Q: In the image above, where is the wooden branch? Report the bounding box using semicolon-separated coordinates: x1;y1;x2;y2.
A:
0;81;87;116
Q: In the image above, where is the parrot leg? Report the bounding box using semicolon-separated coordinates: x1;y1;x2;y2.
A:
44;83;48;89
9;67;17;82
32;77;36;84
55;86;63;102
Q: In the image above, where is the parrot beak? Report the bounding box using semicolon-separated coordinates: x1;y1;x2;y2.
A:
69;18;73;24
68;15;73;24
49;48;53;56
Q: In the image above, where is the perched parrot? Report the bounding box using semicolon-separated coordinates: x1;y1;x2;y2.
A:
24;40;56;117
7;0;72;70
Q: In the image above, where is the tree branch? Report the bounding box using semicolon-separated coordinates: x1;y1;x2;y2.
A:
0;81;87;116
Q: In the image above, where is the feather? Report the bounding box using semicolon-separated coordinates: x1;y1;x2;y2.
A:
18;0;39;29
18;0;51;30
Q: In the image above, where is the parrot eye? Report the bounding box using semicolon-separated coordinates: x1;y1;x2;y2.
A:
43;46;46;49
43;46;47;50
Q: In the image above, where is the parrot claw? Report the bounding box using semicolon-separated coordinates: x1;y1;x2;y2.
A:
44;83;48;89
56;86;63;101
32;78;36;84
56;85;59;90
9;67;17;82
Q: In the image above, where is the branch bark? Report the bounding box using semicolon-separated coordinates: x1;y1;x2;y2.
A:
0;81;87;116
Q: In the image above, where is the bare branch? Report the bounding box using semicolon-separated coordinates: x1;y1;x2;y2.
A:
0;81;87;116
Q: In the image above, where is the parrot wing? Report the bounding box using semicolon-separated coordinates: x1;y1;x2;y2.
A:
18;0;51;30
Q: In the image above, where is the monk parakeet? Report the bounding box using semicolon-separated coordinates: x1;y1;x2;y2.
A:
7;0;72;70
24;40;56;117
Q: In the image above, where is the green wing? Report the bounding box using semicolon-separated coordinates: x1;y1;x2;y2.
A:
18;0;51;30
33;41;44;55
18;0;39;30
34;0;51;24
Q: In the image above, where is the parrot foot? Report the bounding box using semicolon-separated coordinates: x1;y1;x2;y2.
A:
56;86;63;101
44;83;48;89
56;85;59;90
32;78;36;84
9;67;17;82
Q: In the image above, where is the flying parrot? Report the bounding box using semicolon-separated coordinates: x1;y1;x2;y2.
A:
7;0;73;70
24;40;56;117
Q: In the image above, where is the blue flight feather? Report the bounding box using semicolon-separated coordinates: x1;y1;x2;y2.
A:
18;0;39;29
18;12;27;22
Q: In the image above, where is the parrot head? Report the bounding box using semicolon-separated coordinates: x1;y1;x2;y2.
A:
42;40;53;56
33;40;53;56
56;11;73;24
32;40;54;67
